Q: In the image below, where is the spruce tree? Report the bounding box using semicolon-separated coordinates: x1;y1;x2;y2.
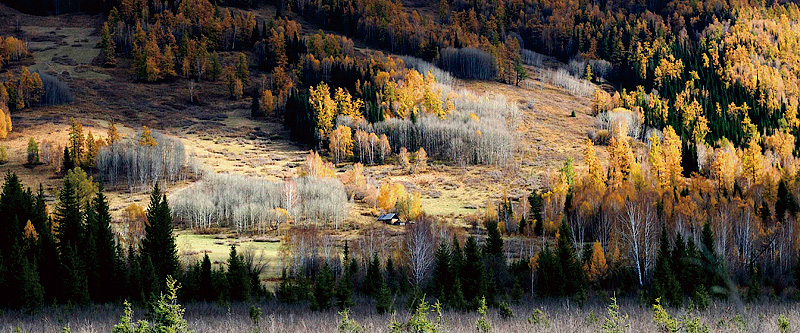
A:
227;245;251;301
200;254;213;301
449;277;467;311
484;220;504;256
450;235;463;277
55;175;90;304
431;240;451;300
88;187;121;302
335;271;354;309
536;243;561;296
311;263;334;311
385;256;397;292
62;146;74;174
461;236;484;307
375;279;392;314
652;225;681;307
365;253;381;296
141;183;179;285
555;220;585;296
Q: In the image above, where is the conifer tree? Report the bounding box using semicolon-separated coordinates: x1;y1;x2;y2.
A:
335;270;354;309
375;279;392;314
26;137;39;165
652;225;681;307
201;253;213;301
555;221;586;296
461;236;484;307
140;183;178;286
62;146;74;174
365;253;381;296
311;262;334;311
484;220;503;256
227;245;251;301
431;241;451;300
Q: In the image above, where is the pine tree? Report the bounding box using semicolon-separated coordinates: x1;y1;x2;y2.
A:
62;146;74;174
365;253;381;296
311;262;334;311
431;241;451;300
140;183;178;286
461;236;484;308
335;270;354;309
375;279;392;314
101;22;116;67
484;220;504;256
26;137;39;165
200;253;213;301
652;225;682;307
227;245;252;301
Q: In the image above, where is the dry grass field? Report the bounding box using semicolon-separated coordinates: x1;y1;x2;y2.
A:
1;298;797;332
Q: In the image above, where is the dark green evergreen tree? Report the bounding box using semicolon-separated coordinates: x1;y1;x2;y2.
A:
335;271;354;309
652;225;682;307
200;254;213;301
430;240;451;300
484;220;504;257
365;253;381;296
385;256;397;291
375;279;392;314
311;262;334;311
554;220;585;296
461;236;484;308
227;245;252;301
62;146;74;174
55;176;89;304
86;186;121;302
140;183;179;285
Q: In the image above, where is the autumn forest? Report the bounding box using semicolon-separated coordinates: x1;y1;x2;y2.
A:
2;0;800;332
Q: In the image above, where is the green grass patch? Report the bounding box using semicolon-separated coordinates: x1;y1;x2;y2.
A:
176;232;282;280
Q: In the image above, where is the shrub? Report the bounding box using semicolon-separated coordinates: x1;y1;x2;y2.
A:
601;297;629;333
778;314;789;333
528;308;550;327
338;309;363;333
498;301;513;319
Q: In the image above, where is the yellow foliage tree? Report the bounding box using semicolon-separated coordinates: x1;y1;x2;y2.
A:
334;87;364;120
329;125;353;164
584;139;605;186
23;219;38;241
584;240;608;282
413;147;427;173
648;133;668;189
139;126;157;147
662;126;683;188
310;82;336;138
741;137;764;186
107;121;121;145
302;150;335;178
260;89;276;117
377;180;407;212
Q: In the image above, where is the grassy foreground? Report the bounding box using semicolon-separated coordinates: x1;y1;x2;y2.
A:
1;298;797;332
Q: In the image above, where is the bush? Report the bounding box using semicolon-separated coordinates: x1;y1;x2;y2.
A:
498;301;513;319
438;47;497;80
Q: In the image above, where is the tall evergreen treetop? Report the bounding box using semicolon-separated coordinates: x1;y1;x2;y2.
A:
141;183;178;283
